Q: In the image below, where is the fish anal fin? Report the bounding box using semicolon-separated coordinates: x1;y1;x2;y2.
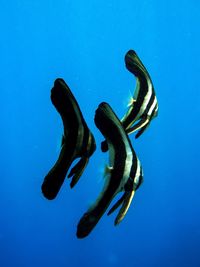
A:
69;157;89;188
114;190;135;225
107;193;126;216
126;116;149;136
135;121;150;139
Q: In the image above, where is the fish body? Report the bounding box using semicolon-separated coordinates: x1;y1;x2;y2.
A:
121;50;158;138
42;78;96;200
77;102;143;238
101;50;158;152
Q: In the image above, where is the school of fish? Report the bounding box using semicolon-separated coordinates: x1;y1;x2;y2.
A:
41;50;158;238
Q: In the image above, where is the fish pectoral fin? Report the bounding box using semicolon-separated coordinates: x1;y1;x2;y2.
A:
68;157;89;188
127;97;136;107
114;190;135;226
103;164;113;178
126;116;149;136
107;193;126;216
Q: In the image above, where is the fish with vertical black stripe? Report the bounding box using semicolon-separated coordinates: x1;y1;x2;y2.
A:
42;78;96;200
77;102;143;238
122;49;158;138
101;50;158;152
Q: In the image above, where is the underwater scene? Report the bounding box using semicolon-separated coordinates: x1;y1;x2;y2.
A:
1;0;200;266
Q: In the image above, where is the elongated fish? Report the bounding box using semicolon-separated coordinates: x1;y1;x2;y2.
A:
77;102;143;238
42;78;96;200
121;49;158;138
101;50;158;152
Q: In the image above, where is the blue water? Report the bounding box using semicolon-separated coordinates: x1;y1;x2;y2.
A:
1;1;200;266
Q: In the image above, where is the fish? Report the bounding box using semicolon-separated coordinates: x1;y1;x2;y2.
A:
101;50;158;152
41;78;96;200
122;49;158;137
76;102;143;238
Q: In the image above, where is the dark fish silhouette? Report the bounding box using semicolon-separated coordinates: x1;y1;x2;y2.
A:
101;50;158;152
77;102;143;238
42;78;96;200
121;50;158;137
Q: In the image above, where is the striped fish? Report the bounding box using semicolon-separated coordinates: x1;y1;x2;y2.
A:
77;102;143;238
101;50;158;152
42;78;96;200
121;49;158;138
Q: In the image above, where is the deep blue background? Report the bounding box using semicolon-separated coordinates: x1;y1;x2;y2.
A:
1;1;200;266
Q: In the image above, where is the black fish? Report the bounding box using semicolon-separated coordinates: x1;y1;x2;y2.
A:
42;78;96;200
121;49;158;138
101;50;158;152
77;102;143;238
